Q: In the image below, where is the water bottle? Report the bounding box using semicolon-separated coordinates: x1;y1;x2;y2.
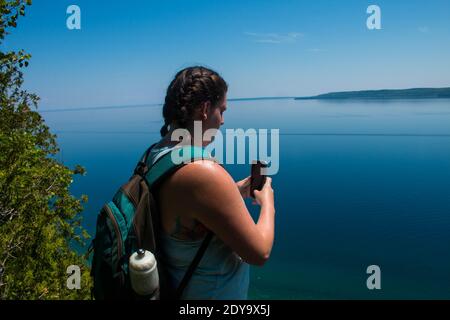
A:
129;249;160;299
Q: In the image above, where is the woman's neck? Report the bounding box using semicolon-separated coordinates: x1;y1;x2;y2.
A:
159;124;207;148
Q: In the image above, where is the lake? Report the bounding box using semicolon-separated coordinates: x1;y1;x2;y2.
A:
41;98;450;299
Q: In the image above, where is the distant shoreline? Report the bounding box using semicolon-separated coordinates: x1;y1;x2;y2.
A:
295;87;450;100
39;88;450;113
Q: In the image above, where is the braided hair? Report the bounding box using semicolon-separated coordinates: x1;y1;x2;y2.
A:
160;66;228;137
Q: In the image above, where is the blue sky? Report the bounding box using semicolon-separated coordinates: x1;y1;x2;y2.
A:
2;0;450;109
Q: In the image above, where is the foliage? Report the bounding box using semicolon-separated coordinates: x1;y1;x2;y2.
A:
0;0;92;299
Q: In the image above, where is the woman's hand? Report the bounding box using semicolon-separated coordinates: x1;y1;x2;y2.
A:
236;176;252;199
253;177;274;208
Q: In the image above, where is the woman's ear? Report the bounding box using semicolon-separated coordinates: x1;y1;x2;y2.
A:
201;101;211;119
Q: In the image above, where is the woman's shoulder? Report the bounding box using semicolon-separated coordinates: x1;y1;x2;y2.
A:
170;158;231;189
152;142;235;201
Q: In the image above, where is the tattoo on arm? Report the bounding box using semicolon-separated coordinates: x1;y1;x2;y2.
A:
170;216;207;240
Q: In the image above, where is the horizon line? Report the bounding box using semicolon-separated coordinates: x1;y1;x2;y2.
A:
38;85;450;113
38;97;296;113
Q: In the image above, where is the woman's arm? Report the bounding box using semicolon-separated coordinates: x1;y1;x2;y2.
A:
175;160;276;266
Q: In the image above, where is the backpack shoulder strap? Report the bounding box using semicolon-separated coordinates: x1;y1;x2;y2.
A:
134;142;157;177
144;144;217;189
174;231;213;300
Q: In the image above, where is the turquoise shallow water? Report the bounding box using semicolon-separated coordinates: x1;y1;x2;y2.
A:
42;98;450;299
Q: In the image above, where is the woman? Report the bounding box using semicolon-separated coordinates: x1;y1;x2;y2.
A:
148;66;275;299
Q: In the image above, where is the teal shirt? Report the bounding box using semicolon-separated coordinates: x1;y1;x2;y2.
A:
148;144;250;300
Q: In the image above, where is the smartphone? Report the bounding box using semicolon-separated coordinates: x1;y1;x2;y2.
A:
250;160;268;198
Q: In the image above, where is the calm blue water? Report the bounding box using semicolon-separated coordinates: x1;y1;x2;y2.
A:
42;98;450;299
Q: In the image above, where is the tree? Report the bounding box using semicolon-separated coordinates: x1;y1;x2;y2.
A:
0;0;92;299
